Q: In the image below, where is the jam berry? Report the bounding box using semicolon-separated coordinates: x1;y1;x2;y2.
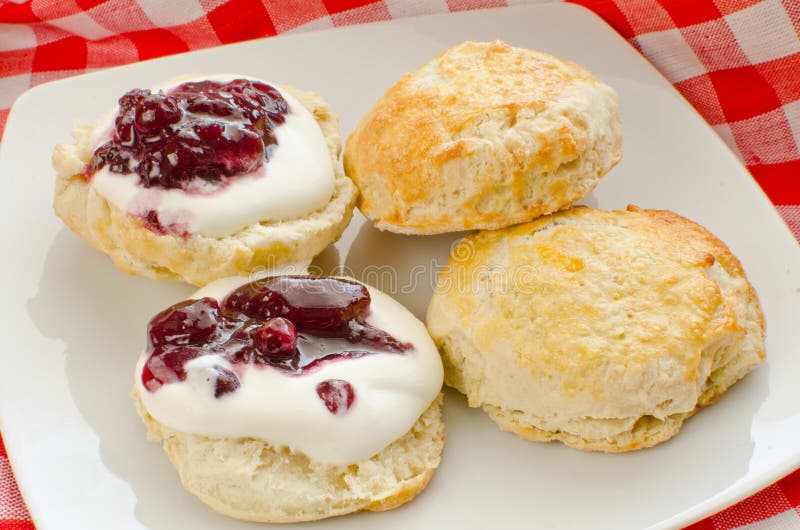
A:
148;297;220;347
87;79;289;192
141;346;201;392
132;94;181;137
141;211;165;235
225;276;373;337
253;317;297;360
142;277;410;399
213;366;241;398
140;210;190;238
316;380;355;415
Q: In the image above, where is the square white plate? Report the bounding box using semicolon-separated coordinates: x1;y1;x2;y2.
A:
1;4;799;529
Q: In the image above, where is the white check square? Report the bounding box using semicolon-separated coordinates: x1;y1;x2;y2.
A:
636;28;707;82
726;0;800;64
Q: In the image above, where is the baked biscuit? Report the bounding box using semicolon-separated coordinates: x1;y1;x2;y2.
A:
344;40;622;234
427;206;765;451
54;79;357;286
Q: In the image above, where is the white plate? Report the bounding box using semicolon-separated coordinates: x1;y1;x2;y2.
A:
1;4;799;529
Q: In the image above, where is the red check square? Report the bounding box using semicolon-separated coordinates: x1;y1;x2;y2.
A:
658;0;722;27
782;469;800;509
125;29;189;61
322;0;383;15
750;160;800;204
0;1;40;23
709;65;782;122
31;36;87;72
75;0;112;9
684;517;715;530
207;0;276;43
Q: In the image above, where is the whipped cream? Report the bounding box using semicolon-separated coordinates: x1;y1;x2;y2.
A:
89;74;335;237
135;275;444;466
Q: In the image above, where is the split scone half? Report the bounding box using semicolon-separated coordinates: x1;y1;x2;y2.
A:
344;40;622;235
427;206;765;452
134;272;444;522
54;75;357;286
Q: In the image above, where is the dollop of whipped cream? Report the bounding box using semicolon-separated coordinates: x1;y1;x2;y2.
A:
134;272;444;466
89;74;335;237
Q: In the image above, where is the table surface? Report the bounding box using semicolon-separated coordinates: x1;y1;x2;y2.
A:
0;1;798;529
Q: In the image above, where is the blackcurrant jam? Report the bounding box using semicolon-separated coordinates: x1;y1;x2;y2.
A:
141;277;410;403
87;79;289;192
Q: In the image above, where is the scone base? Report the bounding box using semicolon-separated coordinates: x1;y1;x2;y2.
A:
133;391;444;523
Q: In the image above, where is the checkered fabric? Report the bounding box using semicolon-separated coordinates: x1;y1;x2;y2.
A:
0;1;798;529
580;0;800;241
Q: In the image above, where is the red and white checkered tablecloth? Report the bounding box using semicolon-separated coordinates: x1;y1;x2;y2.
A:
0;1;798;528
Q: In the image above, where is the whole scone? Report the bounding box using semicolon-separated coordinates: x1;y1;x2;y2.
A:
134;273;445;522
54;80;357;286
344;40;622;235
427;206;765;451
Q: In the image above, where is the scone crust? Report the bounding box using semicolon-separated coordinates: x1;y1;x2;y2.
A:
427;206;765;451
344;40;623;234
53;84;358;286
134;391;444;523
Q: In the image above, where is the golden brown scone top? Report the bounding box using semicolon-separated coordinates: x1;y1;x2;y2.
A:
345;40;623;234
427;206;765;438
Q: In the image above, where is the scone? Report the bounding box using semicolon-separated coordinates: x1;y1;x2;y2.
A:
54;75;357;286
134;272;444;522
427;206;765;452
344;40;622;235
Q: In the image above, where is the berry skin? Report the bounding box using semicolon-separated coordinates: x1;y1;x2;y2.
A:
316;379;356;415
213;366;241;398
148;297;220;347
253;317;298;360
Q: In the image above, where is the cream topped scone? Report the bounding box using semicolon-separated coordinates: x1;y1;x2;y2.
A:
133;273;444;522
54;75;357;285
